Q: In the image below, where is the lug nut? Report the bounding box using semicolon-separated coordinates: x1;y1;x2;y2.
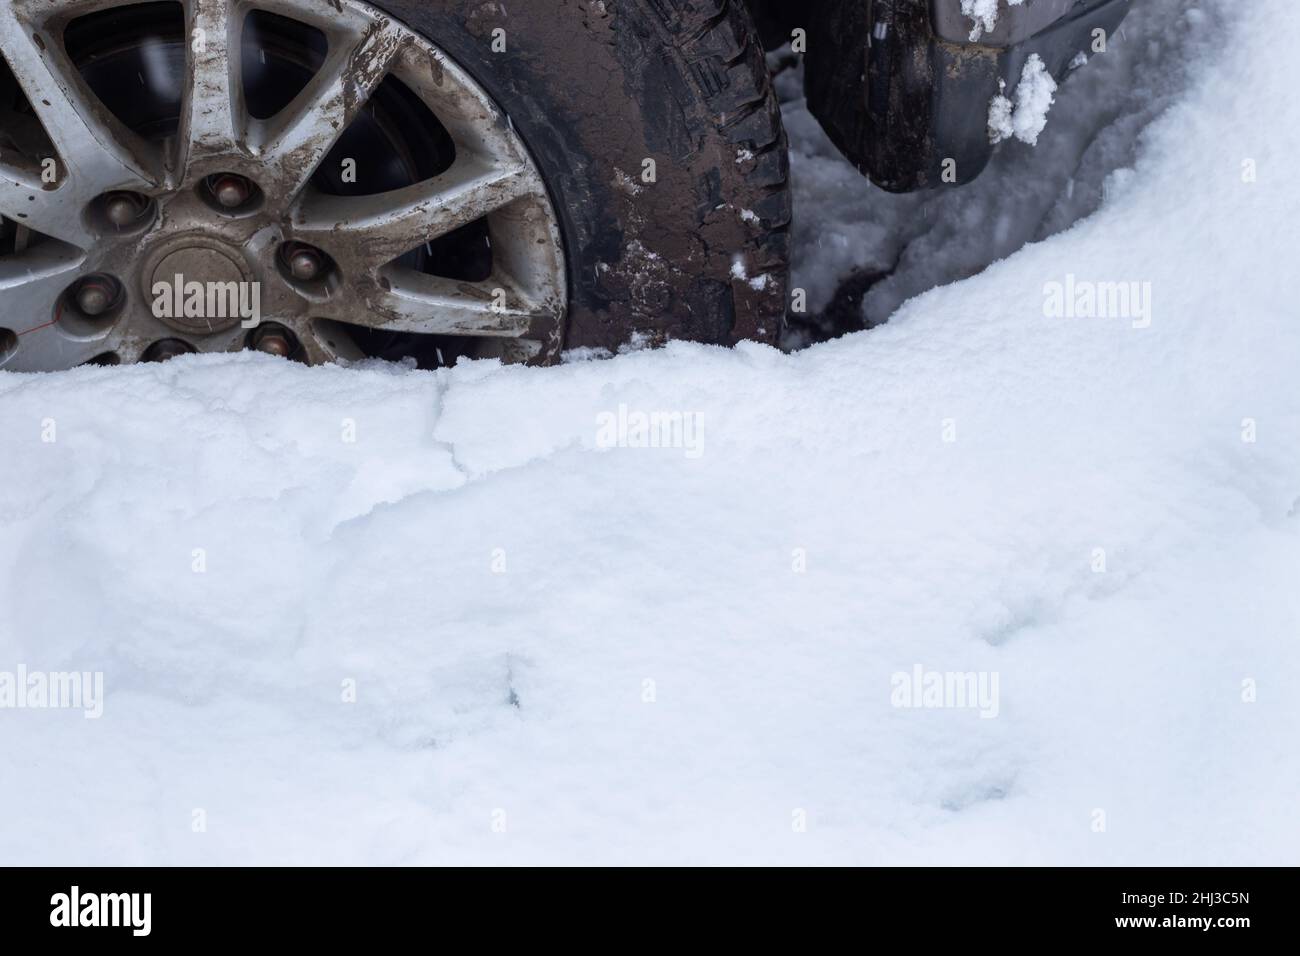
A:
251;323;298;358
104;196;136;226
71;276;121;317
290;249;322;281
101;191;150;228
281;242;329;282
210;173;254;209
142;339;195;363
256;334;293;357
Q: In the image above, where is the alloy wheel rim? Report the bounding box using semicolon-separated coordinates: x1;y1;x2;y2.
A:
0;0;567;371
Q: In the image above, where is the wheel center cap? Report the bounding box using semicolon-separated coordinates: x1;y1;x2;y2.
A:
145;240;253;335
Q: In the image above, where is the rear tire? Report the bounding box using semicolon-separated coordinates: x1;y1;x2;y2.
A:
368;0;793;355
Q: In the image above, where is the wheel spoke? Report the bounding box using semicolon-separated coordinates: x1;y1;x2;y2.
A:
0;167;93;247
298;320;364;365
0;2;159;213
291;158;534;268
0;327;124;371
342;271;555;337
0;245;79;321
177;0;245;183
0;247;106;371
256;18;409;200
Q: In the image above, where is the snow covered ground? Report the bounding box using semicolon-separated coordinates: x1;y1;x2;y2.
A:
1;0;1298;865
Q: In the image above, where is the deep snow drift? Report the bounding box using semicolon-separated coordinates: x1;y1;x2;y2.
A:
1;0;1298;864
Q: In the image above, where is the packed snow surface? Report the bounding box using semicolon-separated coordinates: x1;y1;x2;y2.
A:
1;0;1297;864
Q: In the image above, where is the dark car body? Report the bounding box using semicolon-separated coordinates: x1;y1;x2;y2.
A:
750;0;1134;191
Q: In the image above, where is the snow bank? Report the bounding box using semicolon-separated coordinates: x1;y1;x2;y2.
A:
1;0;1297;864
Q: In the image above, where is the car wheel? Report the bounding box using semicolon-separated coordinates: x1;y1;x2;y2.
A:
0;0;791;371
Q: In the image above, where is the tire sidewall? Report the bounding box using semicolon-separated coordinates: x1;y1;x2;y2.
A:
366;0;789;354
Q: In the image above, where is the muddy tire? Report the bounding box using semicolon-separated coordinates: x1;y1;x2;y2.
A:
368;0;793;354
